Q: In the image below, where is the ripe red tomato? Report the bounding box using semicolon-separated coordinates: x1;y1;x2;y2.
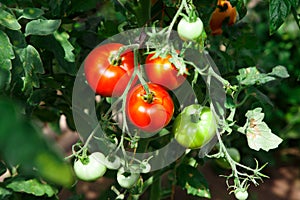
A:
84;43;135;97
145;53;186;90
126;83;174;133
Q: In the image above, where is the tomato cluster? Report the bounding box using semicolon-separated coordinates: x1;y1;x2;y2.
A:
73;152;141;188
84;44;189;133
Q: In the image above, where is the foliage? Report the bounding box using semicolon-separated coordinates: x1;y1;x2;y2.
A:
0;0;299;199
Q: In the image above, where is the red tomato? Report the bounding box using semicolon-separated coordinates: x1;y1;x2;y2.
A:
126;83;174;133
145;53;186;90
84;43;135;97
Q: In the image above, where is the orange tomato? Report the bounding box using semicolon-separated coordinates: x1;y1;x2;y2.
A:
209;0;237;35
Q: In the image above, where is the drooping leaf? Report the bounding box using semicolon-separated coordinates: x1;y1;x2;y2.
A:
15;45;44;94
269;65;289;78
25;19;61;36
6;179;58;197
176;165;211;198
0;8;21;30
243;108;283;151
19;8;44;20
237;66;289;86
236;67;275;85
53;31;75;62
269;0;291;34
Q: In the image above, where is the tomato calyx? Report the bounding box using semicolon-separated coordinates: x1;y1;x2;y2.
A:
108;51;122;66
142;91;155;104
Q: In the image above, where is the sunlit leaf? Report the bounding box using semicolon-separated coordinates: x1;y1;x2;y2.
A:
244;108;283;151
53;31;75;62
6;179;58;197
15;45;44;94
0;8;21;30
19;8;44;20
25;19;61;36
269;65;289;78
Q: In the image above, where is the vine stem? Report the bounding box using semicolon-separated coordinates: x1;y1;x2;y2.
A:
166;0;187;40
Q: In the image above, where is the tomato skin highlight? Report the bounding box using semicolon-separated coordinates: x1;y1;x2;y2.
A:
145;53;186;90
173;105;217;149
84;43;135;97
126;83;174;133
209;0;237;35
177;17;203;41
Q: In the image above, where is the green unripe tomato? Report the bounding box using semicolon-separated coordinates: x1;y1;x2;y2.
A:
215;148;241;169
117;167;140;189
73;152;107;181
173;105;217;149
234;189;249;200
177;17;203;41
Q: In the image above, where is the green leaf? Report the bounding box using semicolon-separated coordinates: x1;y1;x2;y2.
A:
269;0;291;34
0;187;11;199
244;108;283;151
19;8;44;20
0;60;12;91
25;19;61;36
0;99;75;187
176;165;211;198
53;31;75;62
269;65;289;78
15;45;44;94
0;30;15;61
236;66;289;86
30;35;77;75
6;179;58;197
236;67;275;85
0;8;21;30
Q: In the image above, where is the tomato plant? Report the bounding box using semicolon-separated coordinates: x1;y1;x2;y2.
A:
177;17;203;41
209;0;237;35
173;105;216;149
0;0;297;199
126;83;174;133
84;43;135;97
145;53;186;90
73;152;107;181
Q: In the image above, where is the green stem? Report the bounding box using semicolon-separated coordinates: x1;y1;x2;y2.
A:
166;0;187;40
149;176;161;200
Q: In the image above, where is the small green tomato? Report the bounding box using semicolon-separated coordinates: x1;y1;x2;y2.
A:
177;17;203;41
234;189;249;200
73;152;107;181
117;167;140;189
